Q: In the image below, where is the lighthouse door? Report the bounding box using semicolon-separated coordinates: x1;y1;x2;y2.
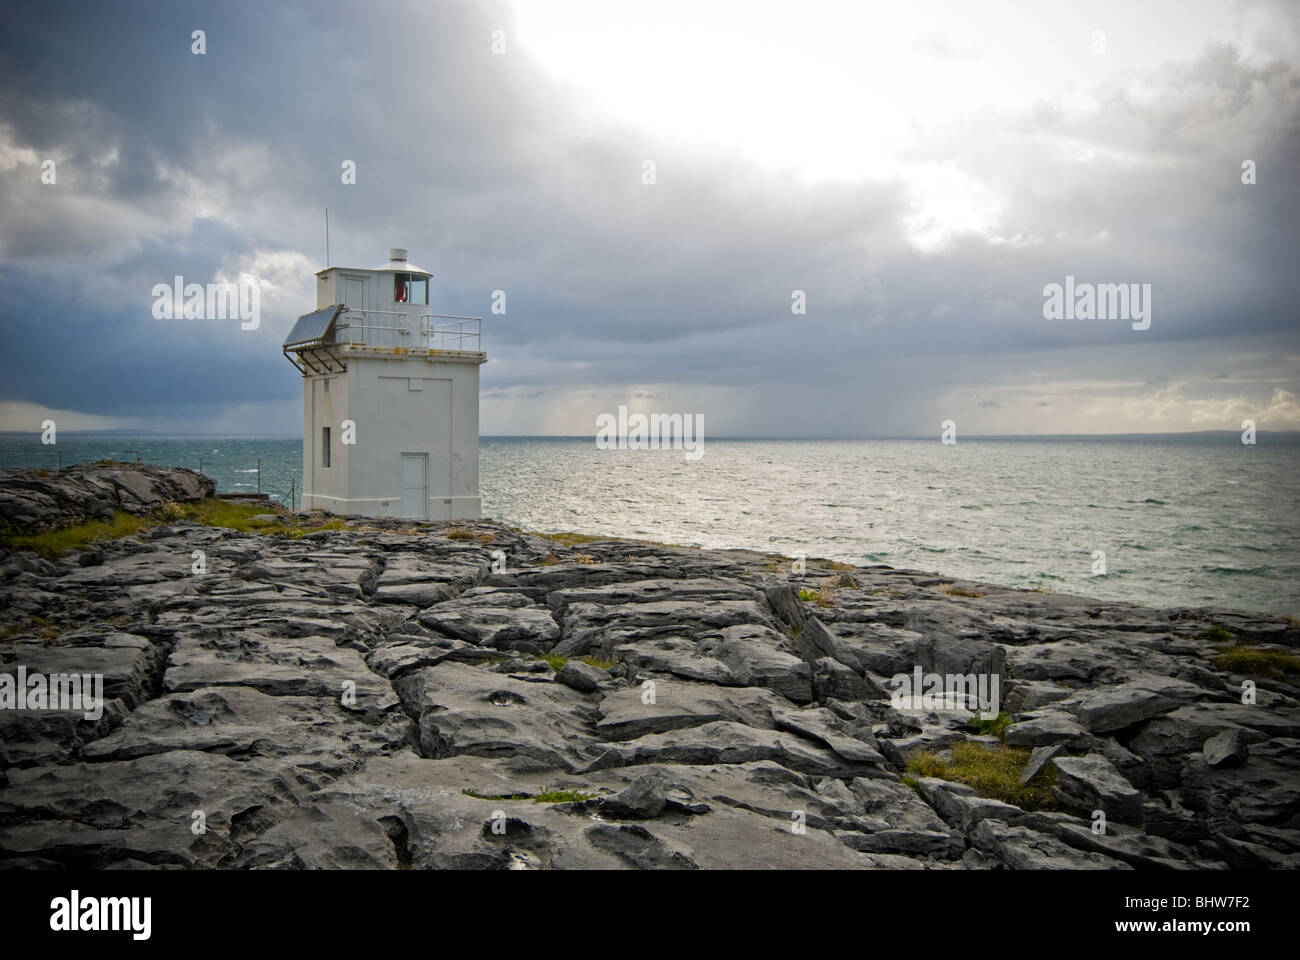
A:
343;276;366;310
400;454;427;518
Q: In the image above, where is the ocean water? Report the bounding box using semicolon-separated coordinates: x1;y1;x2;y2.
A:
2;434;1297;617
0;435;303;508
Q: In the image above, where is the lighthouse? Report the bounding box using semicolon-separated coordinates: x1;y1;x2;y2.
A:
282;248;486;520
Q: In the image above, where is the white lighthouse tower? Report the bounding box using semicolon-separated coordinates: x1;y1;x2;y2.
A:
282;248;486;520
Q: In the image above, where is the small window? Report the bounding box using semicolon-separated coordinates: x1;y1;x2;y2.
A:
323;377;330;394
393;273;428;305
322;427;331;468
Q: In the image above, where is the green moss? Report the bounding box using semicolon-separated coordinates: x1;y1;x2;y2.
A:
1213;646;1300;682
176;499;292;533
0;498;357;557
0;510;150;558
461;787;596;804
534;652;612;672
0;615;60;641
798;588;818;602
280;518;346;539
905;741;1058;811
532;789;596;804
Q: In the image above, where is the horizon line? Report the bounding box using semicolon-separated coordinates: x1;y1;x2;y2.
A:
1;429;1295;441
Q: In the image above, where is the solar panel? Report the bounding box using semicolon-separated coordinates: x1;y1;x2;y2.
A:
282;304;343;348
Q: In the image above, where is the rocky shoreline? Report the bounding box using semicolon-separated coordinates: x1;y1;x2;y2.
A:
0;463;216;533
1;465;1297;869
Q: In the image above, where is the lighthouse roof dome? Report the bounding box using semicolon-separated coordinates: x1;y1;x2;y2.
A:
372;247;431;276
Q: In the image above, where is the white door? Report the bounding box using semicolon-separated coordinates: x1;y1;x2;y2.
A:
400;454;426;518
342;276;366;343
343;277;366;309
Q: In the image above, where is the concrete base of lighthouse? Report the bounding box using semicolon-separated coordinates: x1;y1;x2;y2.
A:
301;491;482;521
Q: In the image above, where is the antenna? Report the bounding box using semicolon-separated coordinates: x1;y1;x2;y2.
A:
325;208;330;267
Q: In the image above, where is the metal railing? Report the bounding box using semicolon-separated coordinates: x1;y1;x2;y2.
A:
276;477;296;512
334;309;411;349
421;314;482;352
333;309;483;352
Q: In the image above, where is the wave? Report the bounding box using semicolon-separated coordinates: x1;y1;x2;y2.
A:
1202;565;1271;576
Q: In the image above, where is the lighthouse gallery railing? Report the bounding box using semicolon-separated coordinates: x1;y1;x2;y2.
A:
334;309;482;352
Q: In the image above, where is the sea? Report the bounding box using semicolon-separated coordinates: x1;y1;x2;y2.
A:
1;433;1297;618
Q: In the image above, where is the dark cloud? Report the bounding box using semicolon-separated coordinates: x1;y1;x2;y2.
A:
0;0;1297;436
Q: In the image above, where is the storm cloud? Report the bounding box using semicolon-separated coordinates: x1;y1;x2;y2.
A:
1;0;1297;436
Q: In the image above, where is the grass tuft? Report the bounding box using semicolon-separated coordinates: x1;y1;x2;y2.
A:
281;518;346;538
0;498;362;557
0;615;60;641
1200;625;1235;644
537;653;614;672
446;528;497;543
1;510;150;557
1212;645;1300;682
969;711;1013;739
905;741;1057;811
533;789;596;804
